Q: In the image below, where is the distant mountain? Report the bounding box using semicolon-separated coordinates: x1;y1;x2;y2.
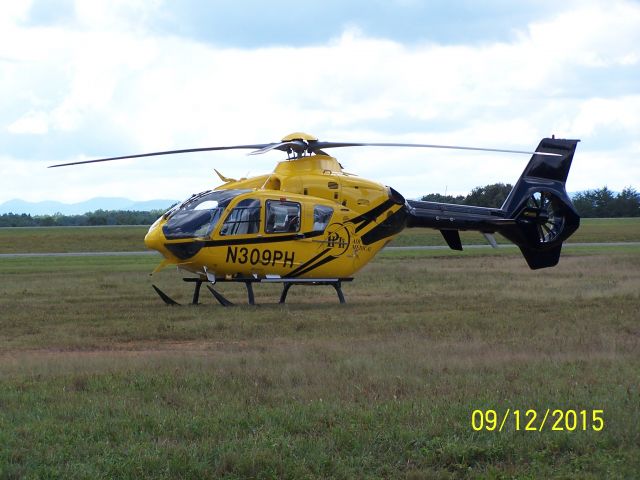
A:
0;197;179;216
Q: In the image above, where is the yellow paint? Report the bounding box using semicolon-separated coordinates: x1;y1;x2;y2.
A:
281;132;318;142
144;135;406;281
213;169;236;183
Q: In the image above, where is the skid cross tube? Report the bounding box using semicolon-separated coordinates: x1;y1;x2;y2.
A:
245;281;255;305
182;278;204;304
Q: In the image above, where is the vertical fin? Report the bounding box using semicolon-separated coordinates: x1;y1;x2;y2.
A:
440;230;463;251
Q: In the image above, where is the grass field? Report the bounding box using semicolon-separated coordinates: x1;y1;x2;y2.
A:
1;226;639;478
1;217;639;253
0;225;147;254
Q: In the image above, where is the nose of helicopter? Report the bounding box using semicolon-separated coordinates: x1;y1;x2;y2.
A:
144;221;167;256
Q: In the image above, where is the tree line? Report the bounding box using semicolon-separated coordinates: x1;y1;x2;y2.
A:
571;187;639;218
0;185;638;227
421;184;639;217
0;209;167;227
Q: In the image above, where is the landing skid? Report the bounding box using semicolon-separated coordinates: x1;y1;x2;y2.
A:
151;277;352;306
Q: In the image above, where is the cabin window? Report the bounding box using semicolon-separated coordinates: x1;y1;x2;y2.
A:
265;200;301;233
219;198;261;236
313;205;333;232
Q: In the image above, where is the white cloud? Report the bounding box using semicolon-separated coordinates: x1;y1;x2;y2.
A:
8;110;49;134
523;1;640;68
1;0;639;204
0;2;32;29
569;96;640;137
73;0;163;31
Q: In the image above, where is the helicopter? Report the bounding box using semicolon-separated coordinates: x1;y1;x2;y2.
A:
50;132;580;305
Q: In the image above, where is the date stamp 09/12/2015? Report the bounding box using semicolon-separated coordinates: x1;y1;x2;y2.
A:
471;409;604;432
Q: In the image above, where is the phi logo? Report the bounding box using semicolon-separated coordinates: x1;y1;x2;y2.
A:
325;223;351;256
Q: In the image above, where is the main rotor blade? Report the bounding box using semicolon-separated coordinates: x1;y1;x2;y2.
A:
310;141;561;156
48;137;561;168
48;143;272;168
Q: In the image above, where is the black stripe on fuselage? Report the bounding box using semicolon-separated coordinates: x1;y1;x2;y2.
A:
361;205;408;245
202;230;323;248
349;199;397;233
279;201;401;277
289;254;338;278
287;200;399;278
287;248;332;277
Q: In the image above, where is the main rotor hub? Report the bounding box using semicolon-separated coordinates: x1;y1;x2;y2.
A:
277;133;320;159
281;132;318;142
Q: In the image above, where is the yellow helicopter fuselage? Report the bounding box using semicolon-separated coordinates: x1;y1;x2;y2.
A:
144;153;407;280
48;131;581;304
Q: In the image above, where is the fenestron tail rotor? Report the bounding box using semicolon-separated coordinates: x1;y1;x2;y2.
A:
48;132;560;168
525;191;566;244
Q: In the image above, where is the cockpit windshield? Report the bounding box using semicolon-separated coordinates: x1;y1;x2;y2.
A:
163;189;250;239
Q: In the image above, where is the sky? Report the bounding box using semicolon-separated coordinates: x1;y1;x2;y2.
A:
1;0;639;208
